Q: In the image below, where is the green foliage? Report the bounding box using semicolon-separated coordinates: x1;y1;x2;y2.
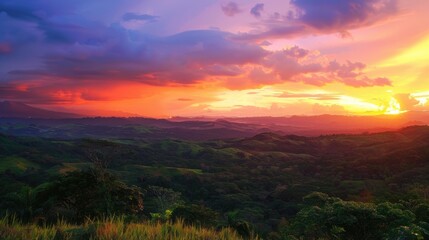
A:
414;203;429;222
385;225;427;240
172;204;218;227
36;168;143;222
146;186;182;214
150;210;173;222
285;192;429;240
1;187;38;222
302;192;334;207
2;126;429;237
225;211;256;239
0;156;39;174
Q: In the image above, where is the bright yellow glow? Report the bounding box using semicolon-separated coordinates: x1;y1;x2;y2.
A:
336;96;381;113
203;87;389;115
384;97;404;115
411;91;429;106
208;87;282;110
381;35;429;67
416;97;428;106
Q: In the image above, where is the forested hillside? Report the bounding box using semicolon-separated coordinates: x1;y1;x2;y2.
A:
1;126;429;239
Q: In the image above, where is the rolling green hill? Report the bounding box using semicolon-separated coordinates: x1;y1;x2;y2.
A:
1;126;429;238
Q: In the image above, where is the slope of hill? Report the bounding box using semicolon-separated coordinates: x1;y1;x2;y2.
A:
1;101;429;139
0;117;268;140
0;101;82;119
0;114;427;141
1;126;429;234
223;112;429;135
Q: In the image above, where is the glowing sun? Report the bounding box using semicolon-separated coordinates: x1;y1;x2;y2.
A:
384;97;404;115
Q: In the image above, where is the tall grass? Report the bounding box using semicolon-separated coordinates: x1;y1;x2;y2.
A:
0;215;259;240
0;214;64;240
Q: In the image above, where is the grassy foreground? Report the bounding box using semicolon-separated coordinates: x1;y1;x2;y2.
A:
0;216;258;240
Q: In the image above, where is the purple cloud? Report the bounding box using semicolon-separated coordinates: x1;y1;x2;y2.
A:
260;46;392;88
250;3;264;18
223;45;391;90
7;27;267;85
122;13;159;22
221;2;242;17
0;43;12;54
237;0;397;41
0;0;394;104
291;0;397;31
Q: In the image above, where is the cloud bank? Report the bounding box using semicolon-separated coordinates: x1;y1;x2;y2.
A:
237;0;397;40
0;0;397;105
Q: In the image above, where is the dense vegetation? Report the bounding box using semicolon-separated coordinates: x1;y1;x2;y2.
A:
1;125;429;239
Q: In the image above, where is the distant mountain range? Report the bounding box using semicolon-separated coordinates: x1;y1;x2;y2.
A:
1;101;428;139
0;101;82;119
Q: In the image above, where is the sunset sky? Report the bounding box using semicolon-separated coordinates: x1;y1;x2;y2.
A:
1;0;428;117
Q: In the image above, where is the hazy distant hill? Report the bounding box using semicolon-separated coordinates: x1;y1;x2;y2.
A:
0;117;266;140
221;113;429;135
1;102;429;139
0;101;82;119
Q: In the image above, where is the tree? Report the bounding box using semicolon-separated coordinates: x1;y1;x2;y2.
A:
1;186;40;222
37;169;143;222
224;210;254;239
147;186;182;214
171;204;218;227
284;192;429;240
